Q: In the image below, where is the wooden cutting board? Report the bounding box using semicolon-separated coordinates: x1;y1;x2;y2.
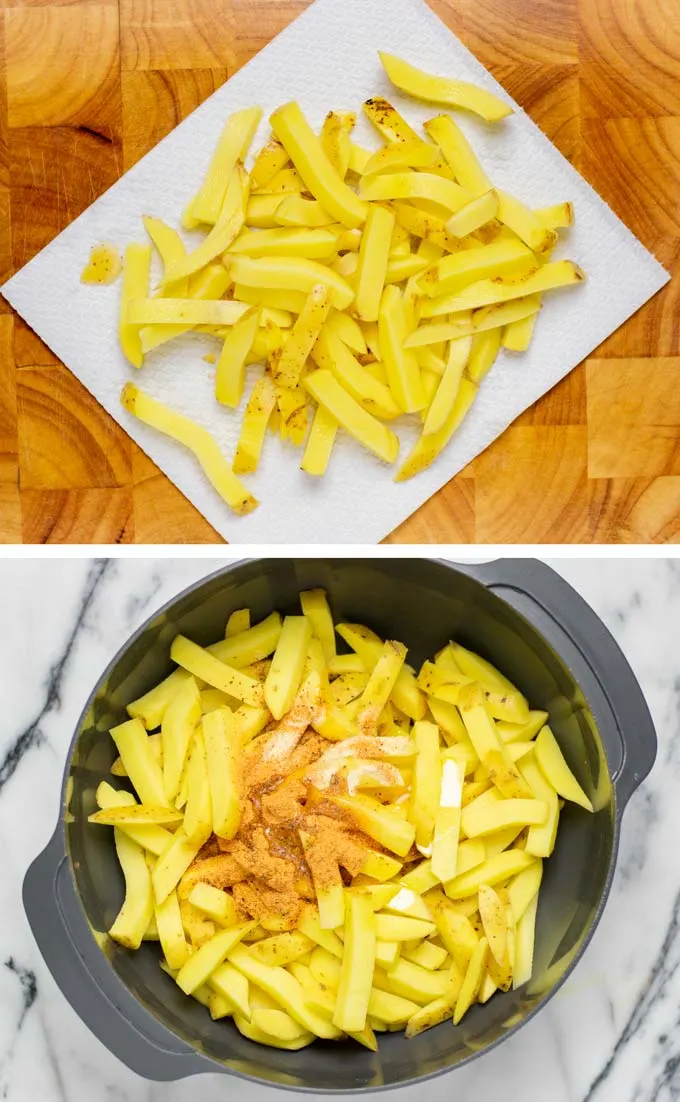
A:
1;0;678;544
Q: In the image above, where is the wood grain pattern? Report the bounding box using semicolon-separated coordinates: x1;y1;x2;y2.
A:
0;0;678;544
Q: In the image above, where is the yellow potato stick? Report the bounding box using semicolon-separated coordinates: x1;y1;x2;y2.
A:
405;996;453;1037
304;370;400;465
355;640;407;729
426;890;480;970
275;284;331;388
300;404;338;476
409;721;442;848
88;805;182;826
171;635;265;706
250;138;289;190
321;110;355;178
270;101;367;229
458;682;533;798
348;143;372;174
447;642;517;694
139;263;231;353
385;255;430;283
176;922;255;994
121;384;258;516
443;849;535;899
503;310;538;352
251;1009;311;1042
431;758;464;882
374;915;436;941
300;589;336;663
363;140;439;175
378;284;426;414
275;195;336;227
395;376;477;481
228;945;342;1038
446;190;499;238
161;675;201;805
335;624;426;720
300;831;345;930
264;615;313;720
108;829;155;950
513;890;538;988
467;327;502;384
354;204;394;323
330;794;415;856
400;857;439;894
507;860;544;924
155;889;189;971
368;988;419;1026
184;106;262;226
246;194;286;227
518;753;560;859
435;260;585;312
392;201;462;252
95;782;173;856
250;931;315;967
360;851;403;882
424;115;492;196
534;726;593;811
215;306;261;408
233;374;277;475
333;892;376;1032
166;166;248;283
478;885;508;966
482;688;530;725
209;611;282;667
379;52;513;123
188;883;240;926
142;216;189;295
325;309;366;353
402;941;448;971
119;243;152;368
374;959;450;1005
374;940;400;970
297;910;345;958
496;190;558;254
255;165;305;195
362;97;422;144
128;298;254;327
313;327;401;420
182;726;212;844
209;962;250;1018
420;239;535;299
229;227;338;260
536;201;574;230
359;172;469;214
127;669;191;730
202;708;242;839
453;936;488;1024
109;718;167;807
229;254;354;311
234;1014;315;1050
422;335;471;436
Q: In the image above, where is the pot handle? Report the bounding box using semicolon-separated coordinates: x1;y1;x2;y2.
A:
23;828;209;1082
456;558;657;810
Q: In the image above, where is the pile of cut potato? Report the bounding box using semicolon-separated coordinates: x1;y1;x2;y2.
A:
91;588;594;1052
88;51;584;515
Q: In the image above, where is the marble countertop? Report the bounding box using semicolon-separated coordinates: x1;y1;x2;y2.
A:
1;557;677;1102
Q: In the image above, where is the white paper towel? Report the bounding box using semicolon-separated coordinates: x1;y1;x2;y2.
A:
2;0;669;544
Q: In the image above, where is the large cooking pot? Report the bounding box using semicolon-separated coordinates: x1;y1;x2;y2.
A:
23;559;656;1092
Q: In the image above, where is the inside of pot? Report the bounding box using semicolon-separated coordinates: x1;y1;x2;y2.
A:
65;559;614;1090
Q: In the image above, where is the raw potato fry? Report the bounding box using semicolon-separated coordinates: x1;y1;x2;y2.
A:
127;669;191;730
215;306;261;408
95;783;172;857
121;384;258;516
478;885;507;965
304;370;400;464
270;101;367;229
229;227;338;260
496;190;557;254
210;962;250;1018
265;615;313;720
155;889;189;971
395;376;477;481
203;708;242;839
162;675;201;805
436;260;585;312
168;166;248;283
182;726;213;844
534;726;593;811
251;138;289;190
313;327;401;420
321;111;355;178
143;216;189;295
513;890;538;988
354;204;394;323
300;589;336;663
108;829;155;950
374;959;450;1005
138;264;232;354
354;640;407;729
363;140;439;175
229;254;354;310
110;718;167;807
446;191;499;238
189;882;242;926
420;239;535;299
276;196;336;227
184;106;261;226
410;722;442;848
519;753;560;859
378;285;426;414
422;335;471;436
233;375;277;475
453;936;488;1024
127;299;261;327
508;860;543;924
333;892;376;1032
379;52;513;123
119;243;152;368
228;946;342;1039
330;794;416;856
424;115;492;196
256;165;304;195
375;915;436;941
431;758;464;882
176;922;255;994
276;284;331;388
88;805;182;826
171;635;265;706
444;849;535;899
458;682;533;798
359;172;469;214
